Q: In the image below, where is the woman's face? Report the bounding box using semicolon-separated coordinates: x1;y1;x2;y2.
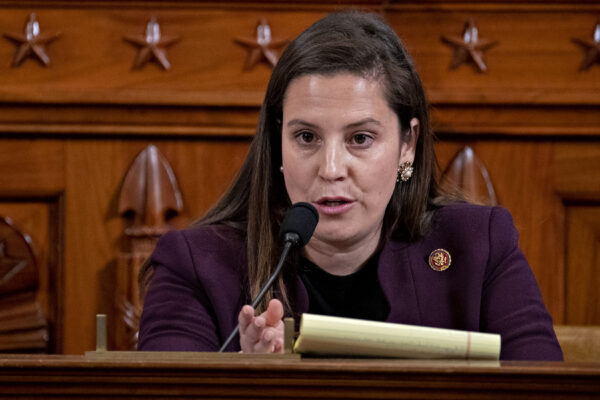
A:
281;73;417;248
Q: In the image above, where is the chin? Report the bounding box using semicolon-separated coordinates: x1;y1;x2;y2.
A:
313;226;359;246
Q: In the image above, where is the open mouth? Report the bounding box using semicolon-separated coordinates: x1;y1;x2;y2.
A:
320;200;348;207
314;197;354;215
317;198;353;207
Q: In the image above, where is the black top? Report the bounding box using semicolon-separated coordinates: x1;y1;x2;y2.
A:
298;254;390;321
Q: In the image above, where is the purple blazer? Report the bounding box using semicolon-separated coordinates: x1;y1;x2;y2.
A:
138;203;563;360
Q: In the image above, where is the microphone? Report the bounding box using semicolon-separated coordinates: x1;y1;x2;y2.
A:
278;201;319;247
218;202;318;352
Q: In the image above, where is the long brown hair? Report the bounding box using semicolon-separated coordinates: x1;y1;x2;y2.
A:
146;11;442;313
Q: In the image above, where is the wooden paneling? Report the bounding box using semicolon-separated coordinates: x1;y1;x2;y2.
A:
0;7;318;105
554;144;600;324
431;105;600;136
566;206;600;325
436;141;567;322
553;145;600;201
0;139;64;352
0;195;62;352
387;6;600;105
0;203;52;314
0;104;260;136
63;139;249;353
435;141;600;326
1;4;596;106
0;3;598;135
0;140;64;195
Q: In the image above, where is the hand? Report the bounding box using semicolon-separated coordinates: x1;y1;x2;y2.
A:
238;299;284;353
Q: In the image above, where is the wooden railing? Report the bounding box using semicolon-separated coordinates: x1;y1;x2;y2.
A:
0;354;599;399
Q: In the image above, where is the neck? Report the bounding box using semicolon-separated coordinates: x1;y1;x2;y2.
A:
303;228;382;276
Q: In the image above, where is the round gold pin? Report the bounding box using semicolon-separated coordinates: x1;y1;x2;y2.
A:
428;249;451;271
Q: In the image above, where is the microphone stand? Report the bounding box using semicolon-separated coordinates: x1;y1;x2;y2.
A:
218;235;297;352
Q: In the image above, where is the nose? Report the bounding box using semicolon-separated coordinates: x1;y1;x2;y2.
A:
318;140;347;182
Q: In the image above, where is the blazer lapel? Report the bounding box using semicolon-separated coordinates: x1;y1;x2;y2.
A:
378;241;422;325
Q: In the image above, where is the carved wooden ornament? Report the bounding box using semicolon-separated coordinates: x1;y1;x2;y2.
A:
116;145;182;349
124;17;180;70
118;144;183;234
572;21;600;71
0;216;37;294
440;146;498;206
3;13;61;67
0;216;48;352
234;18;288;70
441;18;498;73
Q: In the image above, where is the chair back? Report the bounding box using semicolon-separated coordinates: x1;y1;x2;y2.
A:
554;325;600;362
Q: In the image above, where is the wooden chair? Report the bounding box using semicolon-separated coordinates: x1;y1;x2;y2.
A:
554;325;600;362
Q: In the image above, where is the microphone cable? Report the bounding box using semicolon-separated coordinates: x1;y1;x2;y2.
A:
218;202;318;352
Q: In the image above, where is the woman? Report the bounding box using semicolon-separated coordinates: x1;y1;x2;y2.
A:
138;11;562;360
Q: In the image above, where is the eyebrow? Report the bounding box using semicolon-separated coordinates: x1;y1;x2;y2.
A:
286;117;382;129
286;119;319;129
345;118;383;129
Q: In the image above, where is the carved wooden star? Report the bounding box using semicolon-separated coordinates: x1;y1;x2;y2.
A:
441;18;498;73
572;21;600;71
234;18;288;70
124;18;180;70
3;13;61;67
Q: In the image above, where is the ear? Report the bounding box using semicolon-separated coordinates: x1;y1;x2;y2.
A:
399;118;420;165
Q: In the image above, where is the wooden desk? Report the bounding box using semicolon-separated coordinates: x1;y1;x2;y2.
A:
0;354;599;399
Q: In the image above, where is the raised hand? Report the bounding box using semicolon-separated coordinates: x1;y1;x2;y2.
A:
238;299;284;353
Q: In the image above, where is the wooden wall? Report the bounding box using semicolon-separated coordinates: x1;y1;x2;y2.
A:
0;0;598;355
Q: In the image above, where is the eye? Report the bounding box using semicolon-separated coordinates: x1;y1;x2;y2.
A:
350;133;374;146
297;131;315;144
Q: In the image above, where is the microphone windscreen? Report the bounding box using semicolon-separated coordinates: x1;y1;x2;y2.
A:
279;202;319;246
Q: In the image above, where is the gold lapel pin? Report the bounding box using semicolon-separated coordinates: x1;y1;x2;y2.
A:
429;249;452;272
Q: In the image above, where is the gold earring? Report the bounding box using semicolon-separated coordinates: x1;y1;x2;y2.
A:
397;161;413;182
280;165;284;173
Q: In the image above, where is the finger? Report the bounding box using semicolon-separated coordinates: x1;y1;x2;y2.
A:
251;327;275;353
254;326;281;353
240;315;267;353
238;305;255;335
243;315;266;343
271;320;285;353
273;337;284;353
264;299;284;327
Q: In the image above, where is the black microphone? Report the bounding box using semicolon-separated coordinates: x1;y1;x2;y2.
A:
218;202;318;352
